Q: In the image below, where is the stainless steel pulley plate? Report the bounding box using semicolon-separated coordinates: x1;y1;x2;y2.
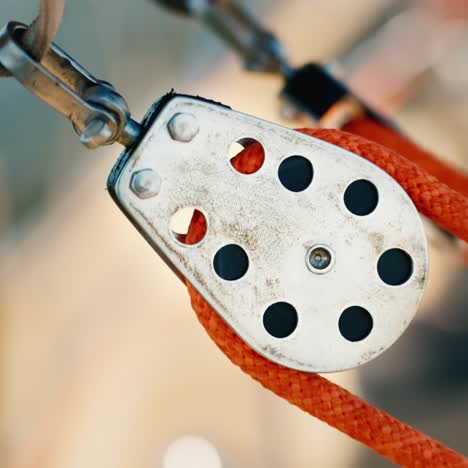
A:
108;93;428;373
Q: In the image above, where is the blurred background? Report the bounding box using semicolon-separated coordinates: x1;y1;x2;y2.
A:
0;0;467;467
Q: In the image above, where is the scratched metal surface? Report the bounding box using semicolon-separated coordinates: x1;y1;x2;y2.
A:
110;95;428;373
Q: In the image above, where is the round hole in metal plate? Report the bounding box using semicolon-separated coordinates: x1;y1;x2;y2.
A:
229;138;265;174
377;248;413;286
170;207;207;245
213;244;249;281
263;302;298;338
344;179;378;216
278;155;313;192
339;306;373;342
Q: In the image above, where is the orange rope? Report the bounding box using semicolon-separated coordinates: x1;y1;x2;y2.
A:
186;128;468;467
298;128;468;243
343;117;468;199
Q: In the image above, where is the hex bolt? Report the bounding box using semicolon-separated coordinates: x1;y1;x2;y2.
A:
167;113;199;142
80;118;114;149
306;244;335;274
130;169;161;199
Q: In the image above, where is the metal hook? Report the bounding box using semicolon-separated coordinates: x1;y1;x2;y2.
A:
0;21;142;149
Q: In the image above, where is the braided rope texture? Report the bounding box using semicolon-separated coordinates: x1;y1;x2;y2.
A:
185;129;468;467
298;128;468;243
343;117;468;199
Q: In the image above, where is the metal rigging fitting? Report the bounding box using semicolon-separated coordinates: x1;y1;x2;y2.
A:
153;0;387;127
0;21;142;149
108;93;429;373
153;0;464;257
155;0;290;75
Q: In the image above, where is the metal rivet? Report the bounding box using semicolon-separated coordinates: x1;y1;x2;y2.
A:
167;113;200;142
306;244;335;274
130;169;161;199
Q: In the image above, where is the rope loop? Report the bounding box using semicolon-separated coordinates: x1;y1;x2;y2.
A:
0;0;65;78
186;127;468;468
